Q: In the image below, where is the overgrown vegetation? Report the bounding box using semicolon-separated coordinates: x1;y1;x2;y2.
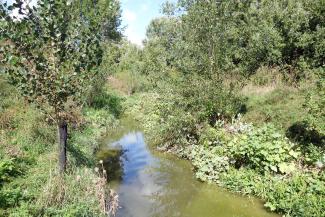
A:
1;0;324;216
110;1;324;217
0;75;121;216
1;0;121;173
1;0;122;216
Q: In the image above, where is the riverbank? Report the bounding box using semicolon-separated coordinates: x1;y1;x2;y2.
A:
97;117;279;217
0;79;119;216
121;89;325;217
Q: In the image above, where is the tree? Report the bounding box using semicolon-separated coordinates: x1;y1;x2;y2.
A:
163;0;324;78
141;17;180;85
0;0;121;173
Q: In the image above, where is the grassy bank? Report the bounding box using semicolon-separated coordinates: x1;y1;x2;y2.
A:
0;78;119;216
120;77;325;217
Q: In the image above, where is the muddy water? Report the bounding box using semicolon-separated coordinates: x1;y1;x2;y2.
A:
97;119;279;217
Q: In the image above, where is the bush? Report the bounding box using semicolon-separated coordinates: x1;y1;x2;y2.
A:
0;188;25;209
304;72;325;139
0;158;20;186
263;172;325;216
151;76;245;149
228;124;300;174
287;121;324;147
87;88;124;118
190;145;229;183
220;168;325;217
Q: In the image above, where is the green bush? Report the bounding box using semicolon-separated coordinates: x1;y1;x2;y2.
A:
304;72;325;139
199;126;231;147
220;168;325;217
0;188;25;209
190;145;229;183
228;124;300;174
0;158;20;186
171;76;244;122
150;76;245;149
263;172;325;216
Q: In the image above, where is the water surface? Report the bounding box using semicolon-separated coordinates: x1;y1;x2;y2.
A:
97;119;279;217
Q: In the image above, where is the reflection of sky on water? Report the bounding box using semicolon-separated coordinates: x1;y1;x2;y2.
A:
109;132;162;217
105;131;280;217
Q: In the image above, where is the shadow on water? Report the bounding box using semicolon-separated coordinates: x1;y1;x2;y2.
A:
97;118;280;217
97;148;124;181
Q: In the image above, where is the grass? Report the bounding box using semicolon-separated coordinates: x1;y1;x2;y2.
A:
0;79;120;216
240;67;316;134
242;85;307;131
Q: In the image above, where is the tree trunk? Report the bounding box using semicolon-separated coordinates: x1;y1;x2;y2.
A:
58;120;68;173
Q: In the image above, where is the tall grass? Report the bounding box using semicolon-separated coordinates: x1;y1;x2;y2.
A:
0;79;119;216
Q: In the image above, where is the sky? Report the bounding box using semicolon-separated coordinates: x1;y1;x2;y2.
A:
4;0;171;46
121;0;170;46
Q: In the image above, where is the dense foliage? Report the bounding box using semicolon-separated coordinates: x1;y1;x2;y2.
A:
1;0;121;172
1;0;121;215
164;0;324;77
304;72;325;137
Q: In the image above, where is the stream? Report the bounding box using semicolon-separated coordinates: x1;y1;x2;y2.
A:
97;118;279;217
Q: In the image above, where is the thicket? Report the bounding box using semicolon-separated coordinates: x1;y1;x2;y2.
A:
118;0;324;147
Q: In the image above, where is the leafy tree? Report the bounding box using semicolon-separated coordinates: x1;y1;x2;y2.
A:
163;0;324;78
142;17;180;84
0;3;7;74
0;0;121;173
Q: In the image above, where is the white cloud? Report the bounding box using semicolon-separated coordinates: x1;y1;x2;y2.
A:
125;26;143;47
122;7;142;46
123;9;137;23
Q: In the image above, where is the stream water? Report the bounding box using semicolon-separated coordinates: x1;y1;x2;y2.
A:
97;119;279;217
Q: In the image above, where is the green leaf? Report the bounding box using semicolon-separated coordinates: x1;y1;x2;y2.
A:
270;165;278;172
278;162;296;174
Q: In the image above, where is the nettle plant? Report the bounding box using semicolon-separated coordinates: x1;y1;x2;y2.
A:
1;0;109;173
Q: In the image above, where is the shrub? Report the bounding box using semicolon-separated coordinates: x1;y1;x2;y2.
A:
220;168;325;217
0;187;25;209
287;121;324;147
171;76;244;123
198;126;231;147
228;124;300;173
190;145;229;183
0;158;20;186
151;76;245;149
304;72;325;139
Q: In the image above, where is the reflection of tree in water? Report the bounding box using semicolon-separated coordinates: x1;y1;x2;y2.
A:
97;148;124;182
